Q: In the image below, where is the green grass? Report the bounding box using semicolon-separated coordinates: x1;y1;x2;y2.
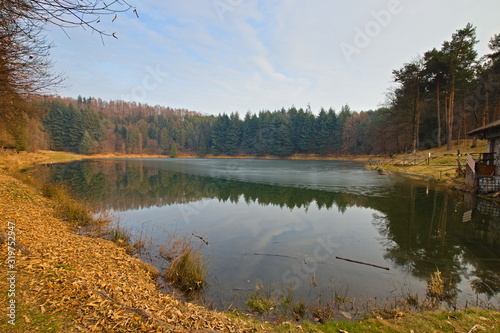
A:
0;302;75;333
247;293;277;314
108;224;131;244
259;308;499;333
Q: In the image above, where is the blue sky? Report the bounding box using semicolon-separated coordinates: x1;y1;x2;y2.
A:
44;0;500;115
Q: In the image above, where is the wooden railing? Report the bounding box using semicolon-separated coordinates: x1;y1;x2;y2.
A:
467;153;476;174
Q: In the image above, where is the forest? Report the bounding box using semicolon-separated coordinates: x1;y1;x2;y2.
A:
1;23;499;157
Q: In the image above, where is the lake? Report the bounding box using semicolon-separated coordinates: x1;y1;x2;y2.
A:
36;158;499;311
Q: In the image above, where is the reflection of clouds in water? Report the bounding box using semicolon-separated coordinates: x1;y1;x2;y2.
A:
117;193;385;297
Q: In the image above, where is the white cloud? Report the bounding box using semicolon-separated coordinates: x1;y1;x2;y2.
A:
45;0;500;114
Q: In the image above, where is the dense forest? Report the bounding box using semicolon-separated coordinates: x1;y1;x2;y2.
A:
1;23;499;157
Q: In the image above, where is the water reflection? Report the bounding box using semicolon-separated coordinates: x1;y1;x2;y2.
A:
462;196;500;299
35;159;499;308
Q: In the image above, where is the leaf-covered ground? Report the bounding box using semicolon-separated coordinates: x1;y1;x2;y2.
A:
0;172;253;332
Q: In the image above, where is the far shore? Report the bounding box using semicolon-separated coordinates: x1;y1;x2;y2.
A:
38;150;375;163
2;139;488;192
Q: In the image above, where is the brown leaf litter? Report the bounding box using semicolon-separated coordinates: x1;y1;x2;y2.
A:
0;173;256;332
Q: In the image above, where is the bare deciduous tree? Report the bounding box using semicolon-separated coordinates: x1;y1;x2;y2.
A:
2;1;136;38
0;0;136;148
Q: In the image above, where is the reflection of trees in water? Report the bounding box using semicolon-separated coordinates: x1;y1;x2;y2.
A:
461;198;500;299
38;160;499;303
39;160;360;212
372;184;499;303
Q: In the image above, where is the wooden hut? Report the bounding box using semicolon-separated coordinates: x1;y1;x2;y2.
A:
466;120;500;193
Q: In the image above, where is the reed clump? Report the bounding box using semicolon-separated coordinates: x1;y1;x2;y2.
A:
246;282;277;314
108;224;131;244
161;233;208;294
426;269;445;301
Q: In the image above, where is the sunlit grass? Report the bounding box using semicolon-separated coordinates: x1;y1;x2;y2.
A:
368;139;488;185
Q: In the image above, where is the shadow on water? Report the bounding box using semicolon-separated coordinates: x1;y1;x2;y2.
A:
34;159;499;311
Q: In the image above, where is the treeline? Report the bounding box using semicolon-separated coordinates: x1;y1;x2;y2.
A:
35;98;408;156
2;24;499;156
39;97;354;156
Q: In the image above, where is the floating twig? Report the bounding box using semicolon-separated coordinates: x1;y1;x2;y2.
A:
245;252;298;260
336;256;390;271
191;233;209;246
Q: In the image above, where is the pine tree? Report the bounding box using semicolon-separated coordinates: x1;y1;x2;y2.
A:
170;142;179;158
226;112;241;155
241;112;258;154
441;23;478;149
80;130;93;154
159;127;170;155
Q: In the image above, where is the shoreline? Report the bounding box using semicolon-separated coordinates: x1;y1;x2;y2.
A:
62;151;373;163
30;149;468;191
0;158;253;332
1;149;498;332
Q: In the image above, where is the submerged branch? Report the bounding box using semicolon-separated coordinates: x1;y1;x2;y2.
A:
336;256;390;270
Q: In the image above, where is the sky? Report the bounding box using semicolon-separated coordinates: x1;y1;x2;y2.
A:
44;0;500;116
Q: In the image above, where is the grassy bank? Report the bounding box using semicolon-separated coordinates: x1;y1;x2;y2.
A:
1;150;498;332
365;139;488;188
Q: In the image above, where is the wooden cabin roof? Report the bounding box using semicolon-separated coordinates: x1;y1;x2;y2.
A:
468;119;500;139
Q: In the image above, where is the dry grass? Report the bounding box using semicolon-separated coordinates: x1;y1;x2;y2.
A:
160;233;209;294
367;139;488;186
427;269;446;301
41;183;95;227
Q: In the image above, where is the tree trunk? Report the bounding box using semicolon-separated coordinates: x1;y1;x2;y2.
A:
484;88;489;126
412;84;421;155
446;76;455;150
436;78;441;147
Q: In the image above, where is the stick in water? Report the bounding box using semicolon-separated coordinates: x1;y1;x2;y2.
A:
336;256;390;271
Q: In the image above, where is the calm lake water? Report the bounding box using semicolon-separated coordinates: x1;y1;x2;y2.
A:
37;158;499;310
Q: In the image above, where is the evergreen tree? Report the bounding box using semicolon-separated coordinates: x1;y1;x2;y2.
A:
269;111;293;156
423;48;448;147
254;111;272;156
314;108;331;154
170;142;179;158
226;112;241;155
126;126;141;154
241;112;258;154
80;130;93;154
159;127;170;155
197;133;207;156
210;114;230;155
337;105;352;151
292;107;315;153
441;23;478;149
392;58;425;154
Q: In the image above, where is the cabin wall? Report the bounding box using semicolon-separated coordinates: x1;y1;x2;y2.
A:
494;137;500;175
